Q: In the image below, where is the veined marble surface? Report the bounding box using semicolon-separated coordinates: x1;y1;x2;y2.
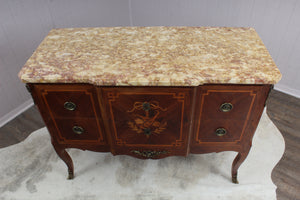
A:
19;27;281;86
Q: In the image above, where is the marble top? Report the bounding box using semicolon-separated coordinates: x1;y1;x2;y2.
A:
18;26;281;86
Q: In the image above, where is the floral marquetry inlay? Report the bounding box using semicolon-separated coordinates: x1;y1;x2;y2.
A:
127;101;168;137
105;89;189;147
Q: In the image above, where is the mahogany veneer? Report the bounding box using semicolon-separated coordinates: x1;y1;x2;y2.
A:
27;83;271;183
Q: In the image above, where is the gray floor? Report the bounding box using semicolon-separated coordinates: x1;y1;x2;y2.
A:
0;89;299;200
267;90;300;200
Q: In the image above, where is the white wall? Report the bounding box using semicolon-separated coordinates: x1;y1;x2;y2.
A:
0;0;299;126
0;0;131;126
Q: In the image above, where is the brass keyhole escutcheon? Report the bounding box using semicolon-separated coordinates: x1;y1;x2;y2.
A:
220;103;233;112
73;126;84;134
144;128;152;136
142;102;151;111
64;102;76;111
215;128;227;136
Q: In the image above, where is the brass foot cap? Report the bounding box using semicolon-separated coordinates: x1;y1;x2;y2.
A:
232;176;239;184
67;172;74;180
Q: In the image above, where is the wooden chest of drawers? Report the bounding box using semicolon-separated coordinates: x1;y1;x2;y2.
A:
27;83;271;183
19;27;281;183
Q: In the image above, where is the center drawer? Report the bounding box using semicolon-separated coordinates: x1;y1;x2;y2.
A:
99;87;193;157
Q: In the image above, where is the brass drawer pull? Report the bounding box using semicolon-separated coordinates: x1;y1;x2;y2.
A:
131;150;169;158
220;103;233;112
64;102;76;111
72;126;84;134
215;128;227;136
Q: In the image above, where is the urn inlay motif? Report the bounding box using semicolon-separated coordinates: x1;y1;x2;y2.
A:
127;101;167;137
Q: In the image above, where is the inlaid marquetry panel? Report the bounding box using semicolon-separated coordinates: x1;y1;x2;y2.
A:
101;87;193;150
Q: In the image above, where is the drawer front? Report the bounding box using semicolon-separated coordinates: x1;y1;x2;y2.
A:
100;87;193;155
32;84;107;145
197;119;245;142
38;86;98;118
49;119;103;144
52;118;104;143
200;90;256;120
192;85;270;145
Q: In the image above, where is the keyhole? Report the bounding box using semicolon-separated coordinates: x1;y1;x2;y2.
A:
144;128;152;136
143;102;151;111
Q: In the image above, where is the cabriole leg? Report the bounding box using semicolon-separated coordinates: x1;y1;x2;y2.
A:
52;143;74;179
231;150;250;184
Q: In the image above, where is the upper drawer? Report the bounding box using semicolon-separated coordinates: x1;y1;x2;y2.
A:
198;86;257;120
33;84;99;118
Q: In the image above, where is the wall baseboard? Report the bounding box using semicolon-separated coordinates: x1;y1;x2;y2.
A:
275;83;300;99
0;99;34;128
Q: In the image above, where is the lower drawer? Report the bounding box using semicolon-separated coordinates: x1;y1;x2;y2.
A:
195;119;246;143
51;118;105;144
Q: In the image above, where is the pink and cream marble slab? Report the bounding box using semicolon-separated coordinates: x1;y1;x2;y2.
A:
19;26;281;86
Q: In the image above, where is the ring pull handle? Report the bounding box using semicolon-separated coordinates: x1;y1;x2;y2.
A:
64;102;76;111
215;128;227;136
73;126;84;134
220;103;233;112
